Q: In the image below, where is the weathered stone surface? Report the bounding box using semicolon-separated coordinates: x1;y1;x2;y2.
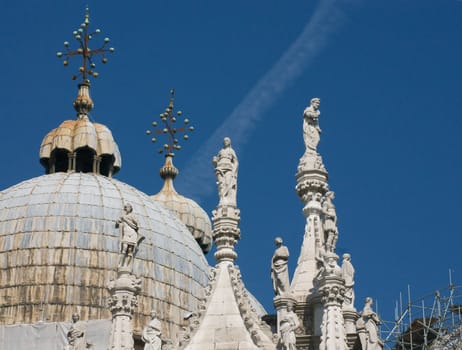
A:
0;172;209;340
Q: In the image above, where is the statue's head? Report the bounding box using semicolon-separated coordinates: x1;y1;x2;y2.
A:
123;203;133;213
150;310;157;319
326;191;335;199
223;137;231;147
274;237;283;246
365;297;373;305
310;97;320;109
72;313;80;322
343;253;351;261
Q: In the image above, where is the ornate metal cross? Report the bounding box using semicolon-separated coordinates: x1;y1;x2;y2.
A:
56;7;114;83
146;89;194;156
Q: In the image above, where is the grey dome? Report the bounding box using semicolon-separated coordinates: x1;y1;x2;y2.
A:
0;172;209;338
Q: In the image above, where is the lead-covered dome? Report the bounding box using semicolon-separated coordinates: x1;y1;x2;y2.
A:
0;172;210;339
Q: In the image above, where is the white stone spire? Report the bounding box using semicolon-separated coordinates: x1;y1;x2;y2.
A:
180;137;274;350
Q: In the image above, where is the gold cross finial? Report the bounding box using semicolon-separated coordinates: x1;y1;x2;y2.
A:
56;7;115;84
146;89;195;157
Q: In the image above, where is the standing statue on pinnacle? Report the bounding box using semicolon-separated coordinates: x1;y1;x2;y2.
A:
271;237;290;296
303;98;321;152
341;253;355;309
322;191;338;252
213;137;239;207
357;297;383;350
116;203;145;270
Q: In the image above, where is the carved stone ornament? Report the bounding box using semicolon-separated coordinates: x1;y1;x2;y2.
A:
302;98;321;152
65;313;92;350
116;203;145;271
278;303;300;350
271;237;290;297
357;298;383;350
141;311;162;350
212;137;239;207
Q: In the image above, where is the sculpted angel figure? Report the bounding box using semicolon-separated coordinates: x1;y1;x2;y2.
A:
142;311;162;350
116;204;144;269
341;253;355;309
213;137;239;206
271;237;290;296
65;313;88;350
303;97;321;152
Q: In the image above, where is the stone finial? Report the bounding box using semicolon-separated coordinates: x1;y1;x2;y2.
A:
211;137;240;264
271;237;290;297
213;137;238;207
116;203;145;271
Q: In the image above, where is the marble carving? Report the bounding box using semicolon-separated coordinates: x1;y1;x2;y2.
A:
213;137;238;207
357;298;383;350
65;313;90;350
341;253;355;309
271;237;290;296
303;98;321;152
142;311;162;350
116;203;144;269
278;304;299;350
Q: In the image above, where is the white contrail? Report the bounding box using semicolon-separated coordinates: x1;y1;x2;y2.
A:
177;0;346;201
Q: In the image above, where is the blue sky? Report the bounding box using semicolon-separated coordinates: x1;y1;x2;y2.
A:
1;0;462;336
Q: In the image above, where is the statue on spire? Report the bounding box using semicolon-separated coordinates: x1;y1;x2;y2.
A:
303;98;321;152
213;137;239;207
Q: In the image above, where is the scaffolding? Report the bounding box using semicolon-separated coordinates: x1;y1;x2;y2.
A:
380;272;462;349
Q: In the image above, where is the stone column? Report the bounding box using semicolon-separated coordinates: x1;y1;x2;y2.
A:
212;205;240;264
107;270;141;350
318;275;349;350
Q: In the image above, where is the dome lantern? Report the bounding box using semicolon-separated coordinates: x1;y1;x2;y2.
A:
40;7;120;177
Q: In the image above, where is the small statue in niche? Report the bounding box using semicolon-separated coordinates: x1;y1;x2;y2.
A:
279;303;300;350
65;313;91;350
322;191;338;252
302;98;321;152
271;237;290;296
142;310;162;350
116;203;145;270
212;137;239;207
341;253;355;309
357;297;383;350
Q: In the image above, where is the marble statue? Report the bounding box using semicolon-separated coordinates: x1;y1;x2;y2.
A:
212;137;238;207
341;253;355;309
65;313;88;350
322;191;338;252
302;98;321;152
142;311;162;350
358;298;383;350
279;304;300;350
271;237;290;296
116;203;144;269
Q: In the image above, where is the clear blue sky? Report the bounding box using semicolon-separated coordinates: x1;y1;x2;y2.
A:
1;0;462;332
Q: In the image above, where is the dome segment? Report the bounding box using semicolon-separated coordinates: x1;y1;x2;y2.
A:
0;172;209;339
39;84;121;177
152;155;212;254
